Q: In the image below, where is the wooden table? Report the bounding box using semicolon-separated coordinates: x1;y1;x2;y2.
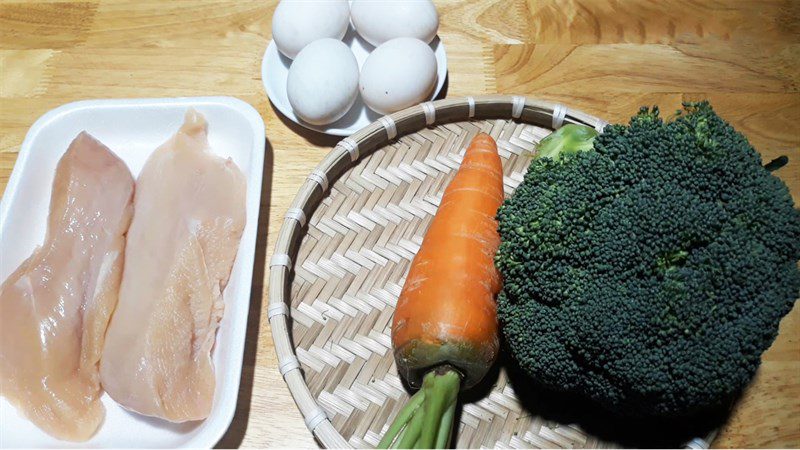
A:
1;1;797;447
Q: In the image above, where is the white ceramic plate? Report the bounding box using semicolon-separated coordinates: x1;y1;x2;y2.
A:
0;97;265;448
262;27;448;136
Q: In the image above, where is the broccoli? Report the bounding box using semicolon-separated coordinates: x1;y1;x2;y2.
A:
496;102;800;417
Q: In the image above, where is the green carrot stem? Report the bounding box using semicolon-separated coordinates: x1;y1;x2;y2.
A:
415;369;461;449
379;389;427;448
396;404;426;449
417;376;445;449
435;400;457;448
389;424;408;450
389;423;408;449
379;367;462;449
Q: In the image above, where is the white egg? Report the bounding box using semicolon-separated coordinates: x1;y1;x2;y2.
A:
359;38;437;115
351;0;439;47
272;0;350;59
287;38;359;126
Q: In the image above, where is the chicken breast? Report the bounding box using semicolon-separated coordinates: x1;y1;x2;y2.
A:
100;109;246;422
0;133;134;441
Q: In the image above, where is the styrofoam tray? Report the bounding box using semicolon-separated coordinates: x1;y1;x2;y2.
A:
0;97;265;448
262;27;448;136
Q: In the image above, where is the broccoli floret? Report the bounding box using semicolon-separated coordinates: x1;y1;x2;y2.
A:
496;102;800;417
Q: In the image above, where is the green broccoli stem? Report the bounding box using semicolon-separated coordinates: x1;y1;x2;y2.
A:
378;368;461;449
764;155;789;172
536;124;598;161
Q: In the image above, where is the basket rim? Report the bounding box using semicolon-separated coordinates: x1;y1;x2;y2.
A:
266;95;712;449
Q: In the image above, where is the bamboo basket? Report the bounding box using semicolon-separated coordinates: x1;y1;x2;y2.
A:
268;95;717;449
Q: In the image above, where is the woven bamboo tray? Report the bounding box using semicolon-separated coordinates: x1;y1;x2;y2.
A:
268;95;717;449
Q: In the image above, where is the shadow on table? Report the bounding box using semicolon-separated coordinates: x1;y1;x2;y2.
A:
499;350;732;448
270;101;342;148
437;336;731;449
215;138;274;448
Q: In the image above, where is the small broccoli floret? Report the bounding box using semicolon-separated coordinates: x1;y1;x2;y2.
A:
496;102;800;417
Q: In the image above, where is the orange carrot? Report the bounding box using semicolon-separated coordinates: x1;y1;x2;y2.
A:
379;133;504;449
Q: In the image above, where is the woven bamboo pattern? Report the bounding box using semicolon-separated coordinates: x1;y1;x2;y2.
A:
269;96;714;449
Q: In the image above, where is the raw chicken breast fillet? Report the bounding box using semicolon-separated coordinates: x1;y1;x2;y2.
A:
100;109;246;422
0;133;135;441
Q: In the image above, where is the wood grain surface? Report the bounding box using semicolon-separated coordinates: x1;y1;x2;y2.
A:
1;0;798;448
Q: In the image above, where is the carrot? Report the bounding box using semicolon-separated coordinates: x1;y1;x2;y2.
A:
379;133;504;449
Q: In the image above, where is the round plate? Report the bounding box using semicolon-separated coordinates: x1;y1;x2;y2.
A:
262;27;448;136
268;96;718;448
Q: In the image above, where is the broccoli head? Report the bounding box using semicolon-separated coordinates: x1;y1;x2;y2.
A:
496;102;800;417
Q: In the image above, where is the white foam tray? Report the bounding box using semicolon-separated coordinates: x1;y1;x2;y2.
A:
0;97;265;448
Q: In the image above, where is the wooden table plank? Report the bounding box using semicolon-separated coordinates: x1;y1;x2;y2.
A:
520;0;800;45
0;1;798;448
494;43;799;94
